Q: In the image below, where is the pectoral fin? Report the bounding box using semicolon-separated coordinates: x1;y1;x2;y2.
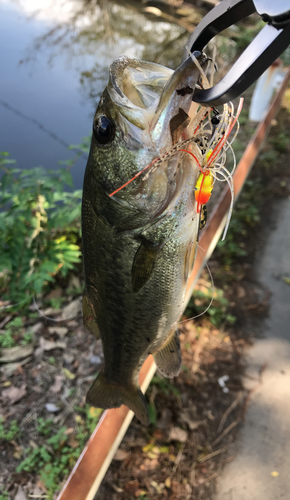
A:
86;370;150;426
184;240;197;284
131;240;161;293
82;294;100;339
153;329;182;378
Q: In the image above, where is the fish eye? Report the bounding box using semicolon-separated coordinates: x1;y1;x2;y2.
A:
93;116;115;145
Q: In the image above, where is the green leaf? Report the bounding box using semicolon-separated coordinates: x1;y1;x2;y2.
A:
0;173;12;192
59;169;73;187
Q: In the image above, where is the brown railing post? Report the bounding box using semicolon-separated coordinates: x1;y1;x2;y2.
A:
57;67;290;500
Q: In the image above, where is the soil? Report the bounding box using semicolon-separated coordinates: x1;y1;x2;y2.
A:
1;97;290;500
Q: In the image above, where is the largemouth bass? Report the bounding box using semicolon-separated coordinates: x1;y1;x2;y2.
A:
82;54;207;425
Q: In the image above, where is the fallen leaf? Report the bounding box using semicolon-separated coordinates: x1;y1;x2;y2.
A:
63;352;75;364
237;286;246;298
64;427;74;435
112;485;123;494
48;326;68;338
45;403;61;413
67;320;78;328
282;276;290;285
35;481;47;493
0;345;33;363
62;368;75;380
179;410;200;430
271;471;279;477
29;440;39;449
46;288;63;299
15;486;27;500
142;443;155;453
171;480;180;493
124;480;139;493
11;440;23;459
140;458;159;471
169;426;188;443
68;433;79;449
2;384;26;404
42;307;62;316
151;481;163;494
68;275;81;290
39;337;66;351
185;482;192;494
62;297;82;319
113;449;129;461
88;407;102;418
33;486;46;497
146;446;160;460
165;477;171;488
31;385;43;394
50;375;63;394
31;322;44;334
207;410;215;421
134;490;147;498
143;6;162;16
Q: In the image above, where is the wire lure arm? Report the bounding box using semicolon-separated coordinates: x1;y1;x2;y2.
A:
184;0;290;106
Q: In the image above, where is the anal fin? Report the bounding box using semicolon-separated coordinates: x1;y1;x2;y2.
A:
86;369;150;426
153;329;182;378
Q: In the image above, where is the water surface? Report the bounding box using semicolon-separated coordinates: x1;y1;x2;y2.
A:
0;0;187;188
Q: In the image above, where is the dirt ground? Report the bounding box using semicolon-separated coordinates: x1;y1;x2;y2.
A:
1;95;290;499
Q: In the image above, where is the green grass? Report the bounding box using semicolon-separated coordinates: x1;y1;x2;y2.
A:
0;417;21;442
16;407;103;499
0;317;34;349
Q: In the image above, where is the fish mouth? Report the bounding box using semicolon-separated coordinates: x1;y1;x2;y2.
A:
107;54;204;153
103;55;206;213
107;56;173;149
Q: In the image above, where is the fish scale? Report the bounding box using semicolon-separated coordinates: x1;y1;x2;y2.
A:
82;55;205;424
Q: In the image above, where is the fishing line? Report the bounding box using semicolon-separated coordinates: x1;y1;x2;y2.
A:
178;245;215;325
32;295;80;323
210;45;217;89
109;99;242;245
179;149;202;172
0;99;88;159
0;300;27;311
208;99;243;166
187;51;209;90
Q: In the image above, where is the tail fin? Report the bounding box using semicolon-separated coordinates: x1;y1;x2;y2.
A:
86;370;150;426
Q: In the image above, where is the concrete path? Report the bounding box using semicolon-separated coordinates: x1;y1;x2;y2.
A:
215;197;290;500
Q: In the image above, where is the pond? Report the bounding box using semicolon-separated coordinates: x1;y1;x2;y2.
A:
0;0;194;189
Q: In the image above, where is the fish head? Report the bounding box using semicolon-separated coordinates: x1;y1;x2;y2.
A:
84;54;207;217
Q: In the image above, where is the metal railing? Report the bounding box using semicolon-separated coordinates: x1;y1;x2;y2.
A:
57;66;290;500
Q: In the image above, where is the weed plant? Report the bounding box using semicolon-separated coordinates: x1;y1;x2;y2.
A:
0;317;33;348
16;409;102;499
0;148;86;308
186;284;236;327
0;417;21;441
